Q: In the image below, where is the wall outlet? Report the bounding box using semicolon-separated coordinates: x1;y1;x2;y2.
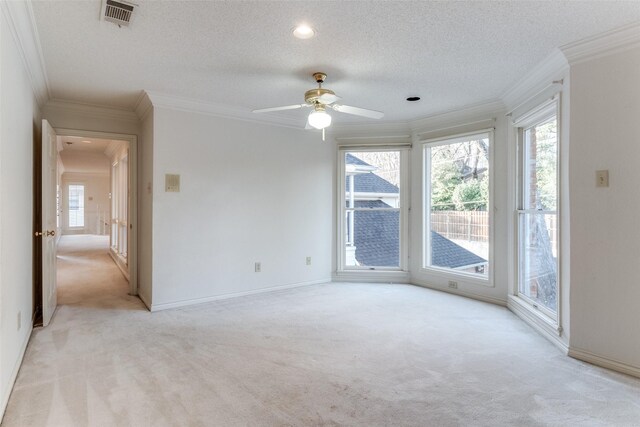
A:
306;256;312;265
254;262;261;272
448;281;458;289
17;311;21;331
596;170;609;187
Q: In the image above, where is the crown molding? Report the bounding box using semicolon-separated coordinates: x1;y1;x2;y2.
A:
133;91;153;121
43;99;139;123
561;21;640;65
0;0;51;106
143;90;303;130
501;48;568;111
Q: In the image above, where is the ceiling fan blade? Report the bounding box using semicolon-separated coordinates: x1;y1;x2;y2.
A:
318;93;341;104
332;104;384;119
252;104;308;113
305;120;313;130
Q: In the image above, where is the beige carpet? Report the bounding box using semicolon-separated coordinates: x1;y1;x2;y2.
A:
3;235;640;426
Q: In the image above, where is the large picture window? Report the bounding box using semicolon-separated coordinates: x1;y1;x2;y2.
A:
423;132;491;278
517;104;559;317
340;149;406;270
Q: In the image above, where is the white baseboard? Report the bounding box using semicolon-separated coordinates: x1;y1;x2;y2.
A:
0;325;33;423
568;347;640;379
332;271;411;283
137;291;151;311
410;279;508;307
108;250;129;281
150;278;331;312
507;295;568;354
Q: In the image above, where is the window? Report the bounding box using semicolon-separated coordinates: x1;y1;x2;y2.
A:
111;156;128;260
517;104;559;317
68;184;85;228
339;149;407;270
423;132;491;278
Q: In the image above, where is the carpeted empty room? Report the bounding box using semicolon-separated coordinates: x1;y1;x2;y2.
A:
3;236;640;426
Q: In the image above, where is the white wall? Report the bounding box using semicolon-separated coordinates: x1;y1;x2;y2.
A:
569;46;640;370
0;8;39;415
149;107;333;309
61;172;110;235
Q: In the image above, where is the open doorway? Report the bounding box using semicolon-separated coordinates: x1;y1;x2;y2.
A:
34;127;140;325
56;129;137;295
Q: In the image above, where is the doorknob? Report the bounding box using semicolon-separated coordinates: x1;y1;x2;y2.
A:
46;230;56;237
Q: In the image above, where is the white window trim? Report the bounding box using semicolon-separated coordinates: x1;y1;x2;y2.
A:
421;129;495;287
336;147;410;273
511;96;562;327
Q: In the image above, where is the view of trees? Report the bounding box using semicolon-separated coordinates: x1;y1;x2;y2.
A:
430;138;489;212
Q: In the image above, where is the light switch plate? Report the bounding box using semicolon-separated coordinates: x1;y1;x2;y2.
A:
596;170;609;188
165;174;180;192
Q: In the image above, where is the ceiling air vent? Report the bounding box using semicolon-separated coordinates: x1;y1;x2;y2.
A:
102;0;136;27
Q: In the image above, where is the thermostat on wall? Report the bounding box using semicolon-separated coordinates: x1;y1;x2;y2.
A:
165;174;180;192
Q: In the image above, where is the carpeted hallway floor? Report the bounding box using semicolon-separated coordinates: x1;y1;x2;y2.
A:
2;235;640;426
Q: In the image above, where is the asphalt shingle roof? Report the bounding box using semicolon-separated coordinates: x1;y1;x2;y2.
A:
345;154;398;194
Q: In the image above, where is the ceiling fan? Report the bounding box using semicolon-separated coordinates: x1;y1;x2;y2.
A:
252;72;384;139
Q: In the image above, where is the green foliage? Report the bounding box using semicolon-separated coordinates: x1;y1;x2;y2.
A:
431;163;461;211
430;140;489;212
452;176;488;211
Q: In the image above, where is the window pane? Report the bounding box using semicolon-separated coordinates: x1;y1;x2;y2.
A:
344;151;401;268
523;117;557;211
519;212;558;311
68;184;85;228
346;209;399;267
426;135;490;277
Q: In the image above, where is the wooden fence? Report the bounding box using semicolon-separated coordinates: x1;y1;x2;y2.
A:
430;211;558;249
431;211;489;242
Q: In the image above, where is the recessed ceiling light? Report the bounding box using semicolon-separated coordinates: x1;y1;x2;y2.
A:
406;96;421;102
292;24;315;39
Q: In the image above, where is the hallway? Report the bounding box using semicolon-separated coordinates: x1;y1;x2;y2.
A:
55;235;141;310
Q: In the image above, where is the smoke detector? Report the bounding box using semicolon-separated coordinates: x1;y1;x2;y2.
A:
102;0;137;27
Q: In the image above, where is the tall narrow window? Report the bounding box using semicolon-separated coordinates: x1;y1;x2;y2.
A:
424;133;491;278
341;150;404;269
517;106;558;316
68;184;85;228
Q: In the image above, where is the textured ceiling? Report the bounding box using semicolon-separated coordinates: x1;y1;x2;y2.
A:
32;1;640;123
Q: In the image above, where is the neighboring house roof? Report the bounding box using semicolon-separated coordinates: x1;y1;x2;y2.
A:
353;200;399;267
345;154;398;194
430;231;486;269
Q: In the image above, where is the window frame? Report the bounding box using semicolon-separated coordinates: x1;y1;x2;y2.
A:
337;147;410;272
421;130;494;286
514;98;561;321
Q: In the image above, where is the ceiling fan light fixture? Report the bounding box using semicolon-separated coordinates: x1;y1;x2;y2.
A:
308;110;331;129
292;24;315;39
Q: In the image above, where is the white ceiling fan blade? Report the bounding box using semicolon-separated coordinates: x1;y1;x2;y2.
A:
318;93;341;104
252;104;309;113
305;120;313;130
332;104;384;119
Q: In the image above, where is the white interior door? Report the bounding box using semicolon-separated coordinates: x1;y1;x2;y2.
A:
42;119;58;326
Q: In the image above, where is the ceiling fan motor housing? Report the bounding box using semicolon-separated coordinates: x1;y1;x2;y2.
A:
304;88;336;105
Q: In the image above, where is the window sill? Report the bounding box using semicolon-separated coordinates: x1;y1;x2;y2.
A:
417;267;493;288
